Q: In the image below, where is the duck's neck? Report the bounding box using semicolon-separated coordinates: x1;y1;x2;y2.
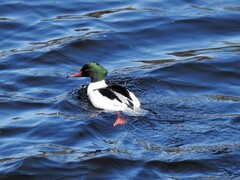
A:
87;80;107;95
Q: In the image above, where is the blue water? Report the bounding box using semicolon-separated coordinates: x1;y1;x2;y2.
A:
1;0;240;179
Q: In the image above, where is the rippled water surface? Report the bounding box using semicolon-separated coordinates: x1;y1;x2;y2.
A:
1;0;240;179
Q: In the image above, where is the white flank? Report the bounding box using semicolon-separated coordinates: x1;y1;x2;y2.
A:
87;80;141;114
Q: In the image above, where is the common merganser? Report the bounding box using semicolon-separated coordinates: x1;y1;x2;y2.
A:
67;62;141;126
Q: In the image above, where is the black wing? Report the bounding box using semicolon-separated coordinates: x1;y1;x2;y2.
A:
98;88;122;103
107;85;133;101
98;85;134;110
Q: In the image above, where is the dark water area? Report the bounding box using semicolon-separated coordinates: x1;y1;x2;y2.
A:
0;0;240;179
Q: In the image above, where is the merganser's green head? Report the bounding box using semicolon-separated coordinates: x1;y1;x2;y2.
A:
67;62;108;83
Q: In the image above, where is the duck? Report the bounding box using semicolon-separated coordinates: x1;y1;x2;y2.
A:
67;62;141;126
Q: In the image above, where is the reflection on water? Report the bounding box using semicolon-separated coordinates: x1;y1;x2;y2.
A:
1;0;240;179
84;7;136;18
0;30;109;58
168;43;240;57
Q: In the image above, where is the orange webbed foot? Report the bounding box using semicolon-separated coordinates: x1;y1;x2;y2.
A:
113;112;127;126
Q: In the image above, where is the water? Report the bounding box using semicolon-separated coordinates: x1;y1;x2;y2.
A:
0;0;240;179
